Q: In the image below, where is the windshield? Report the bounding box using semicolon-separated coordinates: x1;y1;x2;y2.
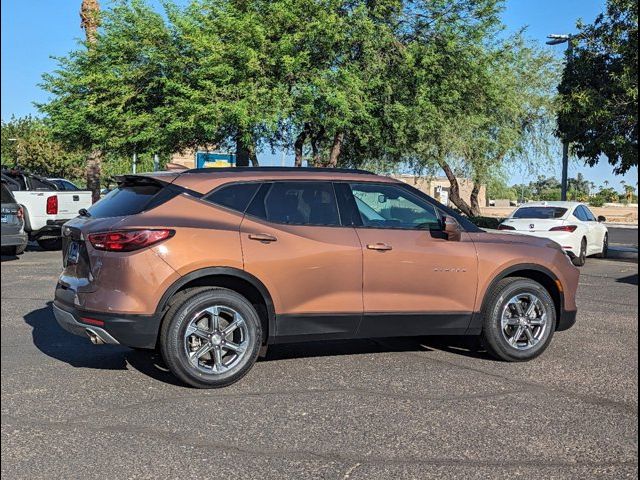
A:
512;207;568;219
88;184;164;218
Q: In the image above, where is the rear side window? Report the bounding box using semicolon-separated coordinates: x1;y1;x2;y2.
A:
513;207;567;219
206;183;260;213
247;182;340;226
1;183;16;203
88;184;163;218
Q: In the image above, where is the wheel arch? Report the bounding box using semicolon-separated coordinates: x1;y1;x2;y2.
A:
156;267;275;344
479;264;564;330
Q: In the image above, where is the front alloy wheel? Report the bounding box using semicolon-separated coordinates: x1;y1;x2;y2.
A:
481;277;556;362
500;293;549;350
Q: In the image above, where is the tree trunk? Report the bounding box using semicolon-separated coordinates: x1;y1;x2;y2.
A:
439;159;475;217
469;181;482;216
327;132;344;167
86;149;102;204
294;124;310;167
81;0;102;203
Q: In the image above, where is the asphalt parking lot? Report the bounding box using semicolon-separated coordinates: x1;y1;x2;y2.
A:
1;247;638;479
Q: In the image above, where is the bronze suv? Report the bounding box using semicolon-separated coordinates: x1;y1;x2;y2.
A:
53;168;579;388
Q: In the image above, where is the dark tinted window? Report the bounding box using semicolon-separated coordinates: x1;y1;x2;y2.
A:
581;205;596;221
573;206;588;221
88;184;163;218
248;182;340;226
1;183;16;203
350;183;441;230
207;183;260;213
513;207;568;219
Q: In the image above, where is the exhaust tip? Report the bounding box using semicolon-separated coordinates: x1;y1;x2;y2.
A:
86;329;105;345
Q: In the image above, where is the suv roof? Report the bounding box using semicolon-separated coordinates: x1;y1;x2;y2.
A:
154;167;398;194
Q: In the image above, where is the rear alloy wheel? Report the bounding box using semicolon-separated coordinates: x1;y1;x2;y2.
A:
160;288;262;388
481;277;556;362
572;238;587;266
595;234;608;259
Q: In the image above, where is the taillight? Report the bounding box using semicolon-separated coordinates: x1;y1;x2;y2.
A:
498;224;516;230
16;206;24;220
88;229;174;252
550;225;578;232
46;195;58;215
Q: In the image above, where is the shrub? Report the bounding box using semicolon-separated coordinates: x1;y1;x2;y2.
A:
589;196;605;207
467;216;504;229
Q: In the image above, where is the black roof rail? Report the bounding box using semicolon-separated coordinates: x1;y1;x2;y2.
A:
182;166;376;175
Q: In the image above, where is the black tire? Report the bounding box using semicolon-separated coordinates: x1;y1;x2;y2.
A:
594;234;608;259
15;243;27;255
37;237;62;250
571;238;587;266
160;287;262;388
480;277;557;362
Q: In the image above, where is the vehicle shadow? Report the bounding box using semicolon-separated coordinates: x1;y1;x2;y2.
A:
261;335;492;362
0;253;19;262
617;274;639;286
23;302;183;386
24;303;494;387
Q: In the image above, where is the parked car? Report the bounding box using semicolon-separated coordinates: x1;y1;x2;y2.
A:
53;168;579;388
1;182;28;255
498;201;608;266
1;169;92;250
47;178;81;191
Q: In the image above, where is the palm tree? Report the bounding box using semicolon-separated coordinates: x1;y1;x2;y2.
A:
80;0;102;203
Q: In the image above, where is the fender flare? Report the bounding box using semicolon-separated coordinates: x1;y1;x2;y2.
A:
478;263;564;321
155;267;276;340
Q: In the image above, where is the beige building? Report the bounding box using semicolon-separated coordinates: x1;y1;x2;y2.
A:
393;174;487;208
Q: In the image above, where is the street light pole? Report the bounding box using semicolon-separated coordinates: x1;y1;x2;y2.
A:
547;34;574;201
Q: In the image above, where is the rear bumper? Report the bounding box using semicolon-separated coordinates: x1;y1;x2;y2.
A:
1;231;28;247
52;300;161;349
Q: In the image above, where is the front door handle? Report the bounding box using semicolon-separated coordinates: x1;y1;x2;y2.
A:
367;243;392;251
248;233;278;243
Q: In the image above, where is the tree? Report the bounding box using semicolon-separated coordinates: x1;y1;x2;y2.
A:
557;0;638;175
1;116;84;178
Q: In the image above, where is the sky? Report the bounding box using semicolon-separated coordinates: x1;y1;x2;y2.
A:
1;0;637;190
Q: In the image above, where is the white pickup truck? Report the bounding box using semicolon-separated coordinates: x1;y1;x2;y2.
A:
1;171;92;249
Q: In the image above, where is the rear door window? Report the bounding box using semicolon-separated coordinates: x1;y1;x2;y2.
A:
88;184;164;218
206;183;260;213
247;182;340;226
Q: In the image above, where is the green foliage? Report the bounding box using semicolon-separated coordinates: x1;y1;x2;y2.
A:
588;196;606;207
487;175;517;200
467;216;503;229
1;116;84;179
558;0;638;174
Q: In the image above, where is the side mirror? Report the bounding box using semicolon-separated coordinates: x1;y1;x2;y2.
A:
442;216;461;241
597;215;607;223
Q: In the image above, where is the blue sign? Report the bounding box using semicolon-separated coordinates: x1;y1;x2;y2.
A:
196;152;236;168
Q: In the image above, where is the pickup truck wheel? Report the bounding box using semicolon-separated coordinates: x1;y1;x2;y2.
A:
160;288;262;388
37;237;62;250
480;277;556;362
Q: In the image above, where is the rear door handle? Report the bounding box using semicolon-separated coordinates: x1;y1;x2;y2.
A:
248;233;278;243
367;243;392;251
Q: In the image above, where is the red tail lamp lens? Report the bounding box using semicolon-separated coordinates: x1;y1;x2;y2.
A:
88;229;174;252
46;195;58;215
549;225;578;232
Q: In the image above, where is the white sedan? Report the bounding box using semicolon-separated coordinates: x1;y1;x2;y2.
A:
498;201;609;266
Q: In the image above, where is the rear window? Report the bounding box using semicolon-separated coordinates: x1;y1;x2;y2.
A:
512;207;568;219
1;183;16;203
88;184;163;218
